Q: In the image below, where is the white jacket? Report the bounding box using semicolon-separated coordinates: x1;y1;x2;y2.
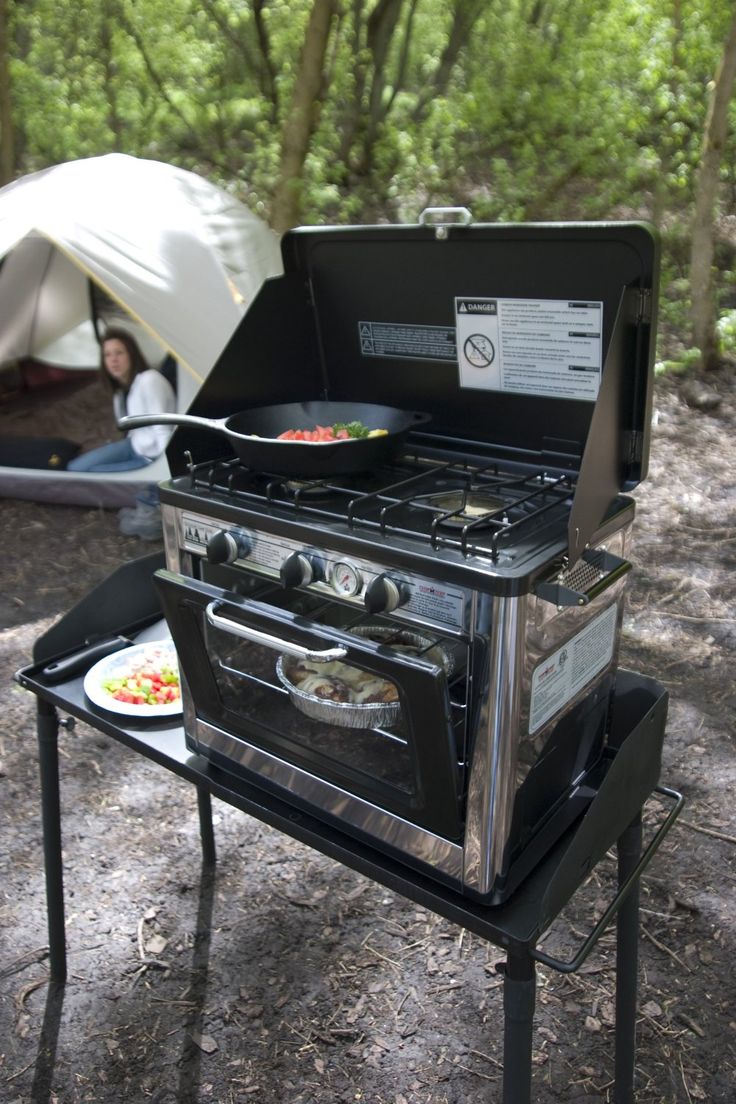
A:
114;369;177;460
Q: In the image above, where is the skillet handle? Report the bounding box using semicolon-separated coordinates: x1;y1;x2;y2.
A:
117;413;223;432
205;601;348;662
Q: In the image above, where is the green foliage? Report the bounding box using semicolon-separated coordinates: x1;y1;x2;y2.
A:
5;0;736;241
655;348;701;376
716;307;736;355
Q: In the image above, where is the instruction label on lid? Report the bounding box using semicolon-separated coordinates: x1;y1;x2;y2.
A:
455;297;603;401
359;320;456;362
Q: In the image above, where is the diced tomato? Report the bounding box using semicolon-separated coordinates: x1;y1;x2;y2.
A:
104;661;180;707
275;420;380;443
278;424;342;442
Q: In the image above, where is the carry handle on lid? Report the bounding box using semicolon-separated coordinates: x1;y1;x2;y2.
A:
419;207;472;238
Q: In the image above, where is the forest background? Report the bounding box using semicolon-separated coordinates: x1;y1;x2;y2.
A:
2;0;736;377
1;6;736;1102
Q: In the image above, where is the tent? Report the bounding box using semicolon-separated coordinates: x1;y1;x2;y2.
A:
0;153;283;506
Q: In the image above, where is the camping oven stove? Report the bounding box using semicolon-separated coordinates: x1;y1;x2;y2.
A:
154;213;660;903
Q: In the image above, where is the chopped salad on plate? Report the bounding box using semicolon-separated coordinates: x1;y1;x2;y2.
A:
102;659;180;706
84;640;182;717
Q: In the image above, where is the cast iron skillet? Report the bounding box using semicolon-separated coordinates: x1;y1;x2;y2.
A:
118;401;431;477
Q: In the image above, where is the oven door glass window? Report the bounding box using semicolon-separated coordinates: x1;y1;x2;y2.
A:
155;570;464;840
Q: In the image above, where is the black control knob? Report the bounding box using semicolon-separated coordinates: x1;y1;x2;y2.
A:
280;551;320;589
364;574;407;614
206;529;250;565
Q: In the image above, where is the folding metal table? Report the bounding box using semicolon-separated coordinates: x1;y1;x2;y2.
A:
15;552;683;1104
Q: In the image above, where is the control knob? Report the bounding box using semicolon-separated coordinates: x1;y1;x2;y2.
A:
280;551;321;589
206;528;251;565
364;574;408;614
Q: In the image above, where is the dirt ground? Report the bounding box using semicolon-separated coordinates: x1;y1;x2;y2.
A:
0;368;734;1104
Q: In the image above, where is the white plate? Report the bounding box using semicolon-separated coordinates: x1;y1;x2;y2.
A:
83;639;182;718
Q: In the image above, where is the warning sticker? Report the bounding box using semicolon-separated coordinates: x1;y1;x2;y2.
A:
529;604;617;734
455;297;603;401
359;321;456;363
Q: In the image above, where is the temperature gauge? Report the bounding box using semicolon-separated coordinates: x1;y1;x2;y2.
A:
330;560;363;598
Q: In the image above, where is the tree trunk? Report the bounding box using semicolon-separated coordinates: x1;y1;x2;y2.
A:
0;0;15;184
690;8;736;370
270;0;337;234
411;0;486;123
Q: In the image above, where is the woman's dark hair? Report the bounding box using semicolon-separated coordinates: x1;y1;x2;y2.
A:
99;328;150;392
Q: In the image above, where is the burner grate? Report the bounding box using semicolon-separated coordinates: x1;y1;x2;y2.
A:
181;444;576;562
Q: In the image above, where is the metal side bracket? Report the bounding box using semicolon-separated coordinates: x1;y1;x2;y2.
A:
535;547;632;607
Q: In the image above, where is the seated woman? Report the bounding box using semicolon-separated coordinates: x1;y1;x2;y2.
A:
67;328;176;472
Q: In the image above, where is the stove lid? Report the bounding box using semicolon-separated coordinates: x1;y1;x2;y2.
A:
280;214;658;483
168;214;658;566
281;214;659;565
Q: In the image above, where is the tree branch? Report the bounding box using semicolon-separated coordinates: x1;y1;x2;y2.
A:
121;15;198;138
411;0;486;123
198;0;277;113
252;0;279;112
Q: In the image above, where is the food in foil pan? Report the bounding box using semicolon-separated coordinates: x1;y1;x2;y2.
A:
276;626;454;728
287;657;399;705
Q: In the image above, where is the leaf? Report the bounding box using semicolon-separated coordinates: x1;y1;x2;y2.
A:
190;1031;218;1054
145;934;168;955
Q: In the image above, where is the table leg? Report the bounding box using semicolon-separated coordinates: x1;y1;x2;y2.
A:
502;950;536;1104
614;813;643;1104
37;699;67;983
196;786;216;867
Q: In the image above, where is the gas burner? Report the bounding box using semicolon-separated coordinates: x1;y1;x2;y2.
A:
175;446;579;563
280;476;356;501
424;490;509;531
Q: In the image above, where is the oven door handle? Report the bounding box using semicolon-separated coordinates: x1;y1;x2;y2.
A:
205;601;348;662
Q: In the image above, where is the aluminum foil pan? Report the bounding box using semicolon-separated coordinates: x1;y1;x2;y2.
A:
275;625;453;730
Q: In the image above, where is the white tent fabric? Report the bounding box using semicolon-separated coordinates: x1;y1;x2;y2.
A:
0;153;283;506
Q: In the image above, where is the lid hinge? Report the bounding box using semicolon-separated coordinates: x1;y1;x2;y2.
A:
622;429;643;465
638;288;652;324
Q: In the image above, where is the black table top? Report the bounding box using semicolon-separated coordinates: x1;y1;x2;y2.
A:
17;639;673;962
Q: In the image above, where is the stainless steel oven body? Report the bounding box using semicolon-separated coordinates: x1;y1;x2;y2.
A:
153;214;659;902
157;493;633;903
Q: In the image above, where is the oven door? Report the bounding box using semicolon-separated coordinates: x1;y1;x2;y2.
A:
154;569;463;840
